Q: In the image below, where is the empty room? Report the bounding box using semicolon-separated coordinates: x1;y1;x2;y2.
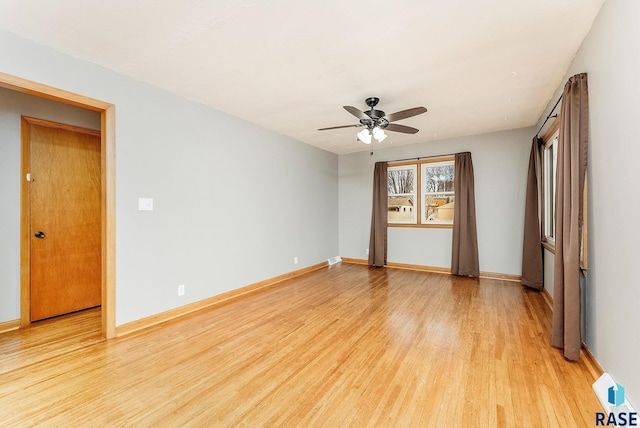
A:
1;0;638;426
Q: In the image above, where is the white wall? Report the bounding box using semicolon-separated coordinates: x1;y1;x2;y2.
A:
339;127;533;275
0;30;339;326
0;87;101;322
535;0;640;407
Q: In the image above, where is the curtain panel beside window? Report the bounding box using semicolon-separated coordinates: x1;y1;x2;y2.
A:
552;73;589;362
521;138;544;290
451;152;479;277
368;162;388;267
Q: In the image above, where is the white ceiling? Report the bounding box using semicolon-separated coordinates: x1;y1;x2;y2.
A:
0;0;604;154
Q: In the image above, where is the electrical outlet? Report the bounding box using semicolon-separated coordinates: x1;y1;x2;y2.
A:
178;284;185;296
366;248;369;255
294;256;298;265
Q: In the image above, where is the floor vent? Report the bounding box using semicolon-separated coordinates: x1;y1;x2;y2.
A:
328;256;342;266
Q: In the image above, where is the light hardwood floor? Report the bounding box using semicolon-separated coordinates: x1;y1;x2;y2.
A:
0;263;602;427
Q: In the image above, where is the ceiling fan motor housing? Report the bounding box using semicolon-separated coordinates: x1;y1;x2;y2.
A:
364;97;385;121
365;109;385;119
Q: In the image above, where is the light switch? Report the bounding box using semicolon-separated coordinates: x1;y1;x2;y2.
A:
138;197;153;211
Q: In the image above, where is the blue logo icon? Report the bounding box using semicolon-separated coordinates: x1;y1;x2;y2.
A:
608;383;625;407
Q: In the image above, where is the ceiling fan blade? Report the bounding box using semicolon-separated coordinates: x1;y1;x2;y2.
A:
385;123;420;134
385;106;428;122
343;106;369;120
318;124;361;131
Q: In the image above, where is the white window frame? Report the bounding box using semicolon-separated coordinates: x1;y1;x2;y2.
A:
387;164;418;224
420;160;455;225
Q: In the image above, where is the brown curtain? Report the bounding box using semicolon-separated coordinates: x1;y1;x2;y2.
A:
552;73;589;361
521;138;544;290
368;162;388;267
451;152;479;277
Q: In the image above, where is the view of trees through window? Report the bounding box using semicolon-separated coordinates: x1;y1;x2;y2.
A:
422;165;454;193
388;168;415;194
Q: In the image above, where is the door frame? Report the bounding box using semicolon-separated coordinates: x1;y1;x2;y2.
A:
1;72;116;339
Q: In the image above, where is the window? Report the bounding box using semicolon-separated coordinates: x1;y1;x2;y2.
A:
387;165;417;224
542;124;559;246
387;156;455;227
421;161;455;224
540;120;588;264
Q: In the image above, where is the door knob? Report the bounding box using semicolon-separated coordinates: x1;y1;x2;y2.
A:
34;231;45;239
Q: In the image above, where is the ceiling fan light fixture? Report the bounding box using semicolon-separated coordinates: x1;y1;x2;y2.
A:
357;128;372;144
372;127;387;142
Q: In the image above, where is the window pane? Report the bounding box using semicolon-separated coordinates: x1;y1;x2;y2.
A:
551;138;557;237
388;195;415;221
424;193;455;222
388;166;417;223
423;164;455;193
388;168;415;195
543;134;558;241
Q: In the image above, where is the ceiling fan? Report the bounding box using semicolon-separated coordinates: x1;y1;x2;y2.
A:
318;97;427;144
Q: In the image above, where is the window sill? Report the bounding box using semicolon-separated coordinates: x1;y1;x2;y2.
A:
388;223;453;229
542;241;556;254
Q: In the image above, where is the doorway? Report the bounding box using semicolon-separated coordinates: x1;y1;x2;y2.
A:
0;71;116;338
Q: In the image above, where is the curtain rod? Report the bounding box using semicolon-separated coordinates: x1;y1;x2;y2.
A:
535;94;563;139
385;152;458;163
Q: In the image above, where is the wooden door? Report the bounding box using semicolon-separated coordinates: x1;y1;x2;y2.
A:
27;118;101;321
